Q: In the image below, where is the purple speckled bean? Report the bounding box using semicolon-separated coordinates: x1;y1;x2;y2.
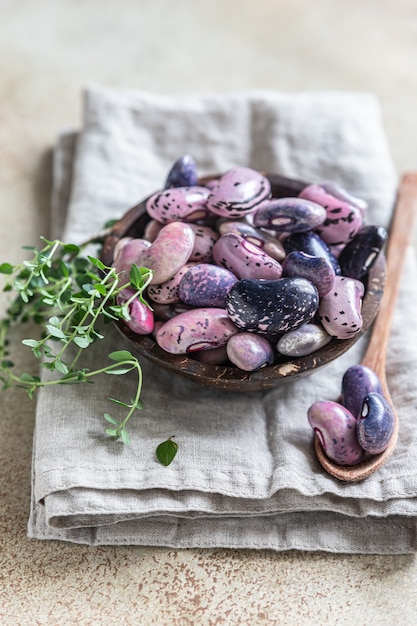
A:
188;224;219;263
318;276;364;339
319;180;368;216
138;221;195;285
147;262;196;304
116;288;154;335
307;400;365;466
341;365;383;418
282;251;335;297
207;167;271;218
179;263;238;307
299;183;363;245
212;232;283;280
226;332;274;371
218;219;286;261
155;307;239;354
253;197;327;233
356;392;395;454
146;186;211;224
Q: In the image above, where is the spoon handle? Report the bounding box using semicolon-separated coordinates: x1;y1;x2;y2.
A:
362;172;417;376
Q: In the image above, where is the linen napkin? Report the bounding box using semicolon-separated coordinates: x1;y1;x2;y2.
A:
28;85;417;553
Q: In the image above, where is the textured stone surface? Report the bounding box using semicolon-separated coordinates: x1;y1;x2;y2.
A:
2;0;417;623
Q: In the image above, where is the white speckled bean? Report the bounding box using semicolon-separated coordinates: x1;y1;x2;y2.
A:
277;323;332;357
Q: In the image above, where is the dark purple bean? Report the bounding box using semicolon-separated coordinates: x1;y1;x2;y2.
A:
342;365;383;418
356;392;395;455
164;154;198;189
225;277;319;335
338;225;387;280
283;231;341;275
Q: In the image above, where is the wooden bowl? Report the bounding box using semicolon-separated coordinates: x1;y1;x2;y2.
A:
100;174;386;391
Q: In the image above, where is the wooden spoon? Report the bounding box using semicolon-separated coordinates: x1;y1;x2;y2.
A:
315;172;417;481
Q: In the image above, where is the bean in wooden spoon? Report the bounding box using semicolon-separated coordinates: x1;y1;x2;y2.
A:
314;172;417;481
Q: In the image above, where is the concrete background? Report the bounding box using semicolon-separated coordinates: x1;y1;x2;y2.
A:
1;1;417;623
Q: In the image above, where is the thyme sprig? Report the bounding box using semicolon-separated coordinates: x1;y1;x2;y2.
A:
0;236;154;446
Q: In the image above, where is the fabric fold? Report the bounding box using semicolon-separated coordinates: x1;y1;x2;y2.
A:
28;85;417;553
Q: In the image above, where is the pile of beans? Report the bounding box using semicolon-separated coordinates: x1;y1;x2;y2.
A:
307;365;395;464
113;155;387;372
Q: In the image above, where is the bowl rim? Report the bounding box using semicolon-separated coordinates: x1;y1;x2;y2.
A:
100;173;386;391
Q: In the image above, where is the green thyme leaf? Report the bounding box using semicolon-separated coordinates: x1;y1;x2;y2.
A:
45;324;66;339
156;438;178;466
0;235;150;448
54;358;69;375
73;336;91;348
0;262;14;275
62;243;80;255
87;256;106;271
22;339;41;348
20;373;39;383
119;429;131;446
108;350;134;362
103;413;119;424
108;398;131;407
129;264;147;291
105;367;133;375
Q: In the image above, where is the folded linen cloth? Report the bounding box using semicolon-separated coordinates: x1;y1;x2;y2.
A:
28;85;417;553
